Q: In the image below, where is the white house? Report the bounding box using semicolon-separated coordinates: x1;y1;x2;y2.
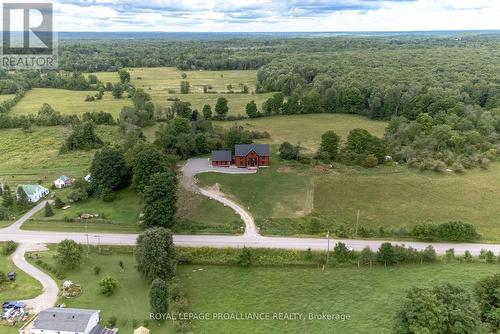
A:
54;175;73;189
16;185;49;203
19;308;117;334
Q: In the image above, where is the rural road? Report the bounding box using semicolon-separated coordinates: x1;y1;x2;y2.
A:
4;158;500;313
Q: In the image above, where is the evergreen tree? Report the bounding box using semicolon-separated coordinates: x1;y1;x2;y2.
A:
215;97;229;118
319;130;340;160
2;185;13;208
44;202;54;217
246;100;258;118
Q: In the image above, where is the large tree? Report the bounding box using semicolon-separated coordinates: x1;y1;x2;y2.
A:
319;130;340;160
55;239;83;269
142;172;177;228
246;100;258;118
129;143;173;193
475;274;500;331
89;146;130;194
394;283;479;334
135;227;176;282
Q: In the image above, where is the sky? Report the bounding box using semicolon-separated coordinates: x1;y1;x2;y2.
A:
19;0;500;32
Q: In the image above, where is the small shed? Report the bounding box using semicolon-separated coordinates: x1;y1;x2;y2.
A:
7;272;16;281
134;326;150;334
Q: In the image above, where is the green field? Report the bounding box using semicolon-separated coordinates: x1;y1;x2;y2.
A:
22;186;243;235
93;67;273;116
127;67;258;94
180;263;496;334
11;88;131;117
0;125;120;187
28;247;173;334
217;114;388;152
199;158;500;241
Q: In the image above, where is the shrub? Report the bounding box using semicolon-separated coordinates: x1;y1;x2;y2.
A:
100;187;116;202
463;251;473;262
237;247;253;267
93;266;101;275
2;240;18;255
0;271;6;285
99;276;119;297
107;316;117;328
364;154;379;168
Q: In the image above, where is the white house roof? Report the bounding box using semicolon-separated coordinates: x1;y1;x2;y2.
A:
33;308;99;332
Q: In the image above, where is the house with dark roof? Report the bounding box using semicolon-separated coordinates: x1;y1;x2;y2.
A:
211;150;232;167
210;144;270;168
234;144;270;168
20;308;117;334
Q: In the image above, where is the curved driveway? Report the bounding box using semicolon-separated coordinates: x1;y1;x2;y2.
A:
11;243;59;313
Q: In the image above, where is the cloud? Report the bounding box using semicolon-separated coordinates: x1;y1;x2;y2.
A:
51;0;500;31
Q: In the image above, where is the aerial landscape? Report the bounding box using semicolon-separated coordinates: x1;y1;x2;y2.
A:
1;1;500;333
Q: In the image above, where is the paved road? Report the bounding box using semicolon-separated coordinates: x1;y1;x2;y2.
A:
10;243;58;314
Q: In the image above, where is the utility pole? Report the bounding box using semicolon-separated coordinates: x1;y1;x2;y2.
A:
355;210;360;237
326;230;330;265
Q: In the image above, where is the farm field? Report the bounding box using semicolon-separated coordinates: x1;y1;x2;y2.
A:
27;247;174;334
216;114;388;152
127;67;258;94
11;88;131;117
0;125;120;187
180;263;496;334
199;160;500;241
93;67;272;116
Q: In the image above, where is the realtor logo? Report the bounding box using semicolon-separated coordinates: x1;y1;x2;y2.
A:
1;2;57;69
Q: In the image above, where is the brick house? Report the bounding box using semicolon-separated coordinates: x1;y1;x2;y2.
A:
210;144;270;168
234;144;270;168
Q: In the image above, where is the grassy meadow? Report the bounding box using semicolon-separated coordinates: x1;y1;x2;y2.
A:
199;160;500;240
217;114;388;152
0;125;120;187
11;88;132;117
93;67;271;116
180;263;497;334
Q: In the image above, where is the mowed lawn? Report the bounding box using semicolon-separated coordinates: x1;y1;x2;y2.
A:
28;248;173;334
179;263;497;334
216;114;388;152
11;88;131;117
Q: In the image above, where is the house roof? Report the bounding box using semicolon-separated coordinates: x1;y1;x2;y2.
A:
211;150;232;162
235;144;270;157
17;184;48;195
33;308;99;332
89;325;117;334
58;175;70;182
